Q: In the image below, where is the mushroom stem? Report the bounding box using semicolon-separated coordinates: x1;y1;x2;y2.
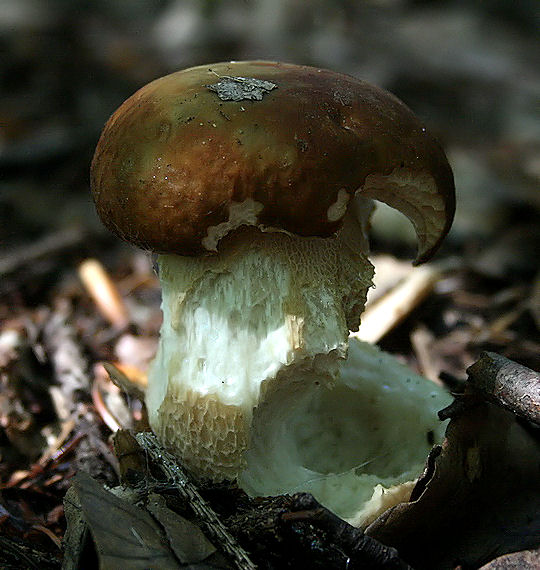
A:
146;203;451;527
146;211;374;480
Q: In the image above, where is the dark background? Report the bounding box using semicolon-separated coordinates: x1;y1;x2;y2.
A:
0;5;538;566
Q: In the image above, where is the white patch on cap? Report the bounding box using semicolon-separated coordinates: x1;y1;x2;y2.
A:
327;189;350;222
202;198;265;251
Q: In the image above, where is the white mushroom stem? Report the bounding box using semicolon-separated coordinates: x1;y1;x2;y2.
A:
145;200;451;527
146;208;373;479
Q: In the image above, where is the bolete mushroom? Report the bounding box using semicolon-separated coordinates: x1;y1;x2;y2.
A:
91;61;455;524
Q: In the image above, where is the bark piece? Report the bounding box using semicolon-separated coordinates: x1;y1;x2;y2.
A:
479;546;540;569
283;493;413;569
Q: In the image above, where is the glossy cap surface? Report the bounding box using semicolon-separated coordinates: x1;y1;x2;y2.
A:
91;61;455;261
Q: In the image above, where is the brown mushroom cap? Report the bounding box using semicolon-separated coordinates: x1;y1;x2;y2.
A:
91;61;455;263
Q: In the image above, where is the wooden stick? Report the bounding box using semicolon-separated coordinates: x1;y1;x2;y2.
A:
353;264;442;343
282;493;412;569
467;352;540;425
135;431;257;570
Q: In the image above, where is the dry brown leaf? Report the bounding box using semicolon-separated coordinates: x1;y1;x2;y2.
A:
146;493;217;564
366;402;540;569
70;472;180;570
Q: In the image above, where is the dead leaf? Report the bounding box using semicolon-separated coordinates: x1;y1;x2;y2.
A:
366;402;540;569
146;493;217;564
70;472;180;570
113;430;148;485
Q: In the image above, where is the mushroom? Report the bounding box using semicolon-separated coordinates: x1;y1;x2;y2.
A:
91;61;455;524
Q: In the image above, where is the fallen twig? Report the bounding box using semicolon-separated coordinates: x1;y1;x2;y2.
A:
354;262;444;343
283;493;412;569
466;351;540;425
78;258;130;330
135;431;257;570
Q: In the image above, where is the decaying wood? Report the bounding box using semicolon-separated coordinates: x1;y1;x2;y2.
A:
42;302;92;411
479;546;540;569
467;351;540;425
283;494;413;569
135;431;257;570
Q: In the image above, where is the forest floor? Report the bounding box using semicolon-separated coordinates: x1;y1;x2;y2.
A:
1;1;539;568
